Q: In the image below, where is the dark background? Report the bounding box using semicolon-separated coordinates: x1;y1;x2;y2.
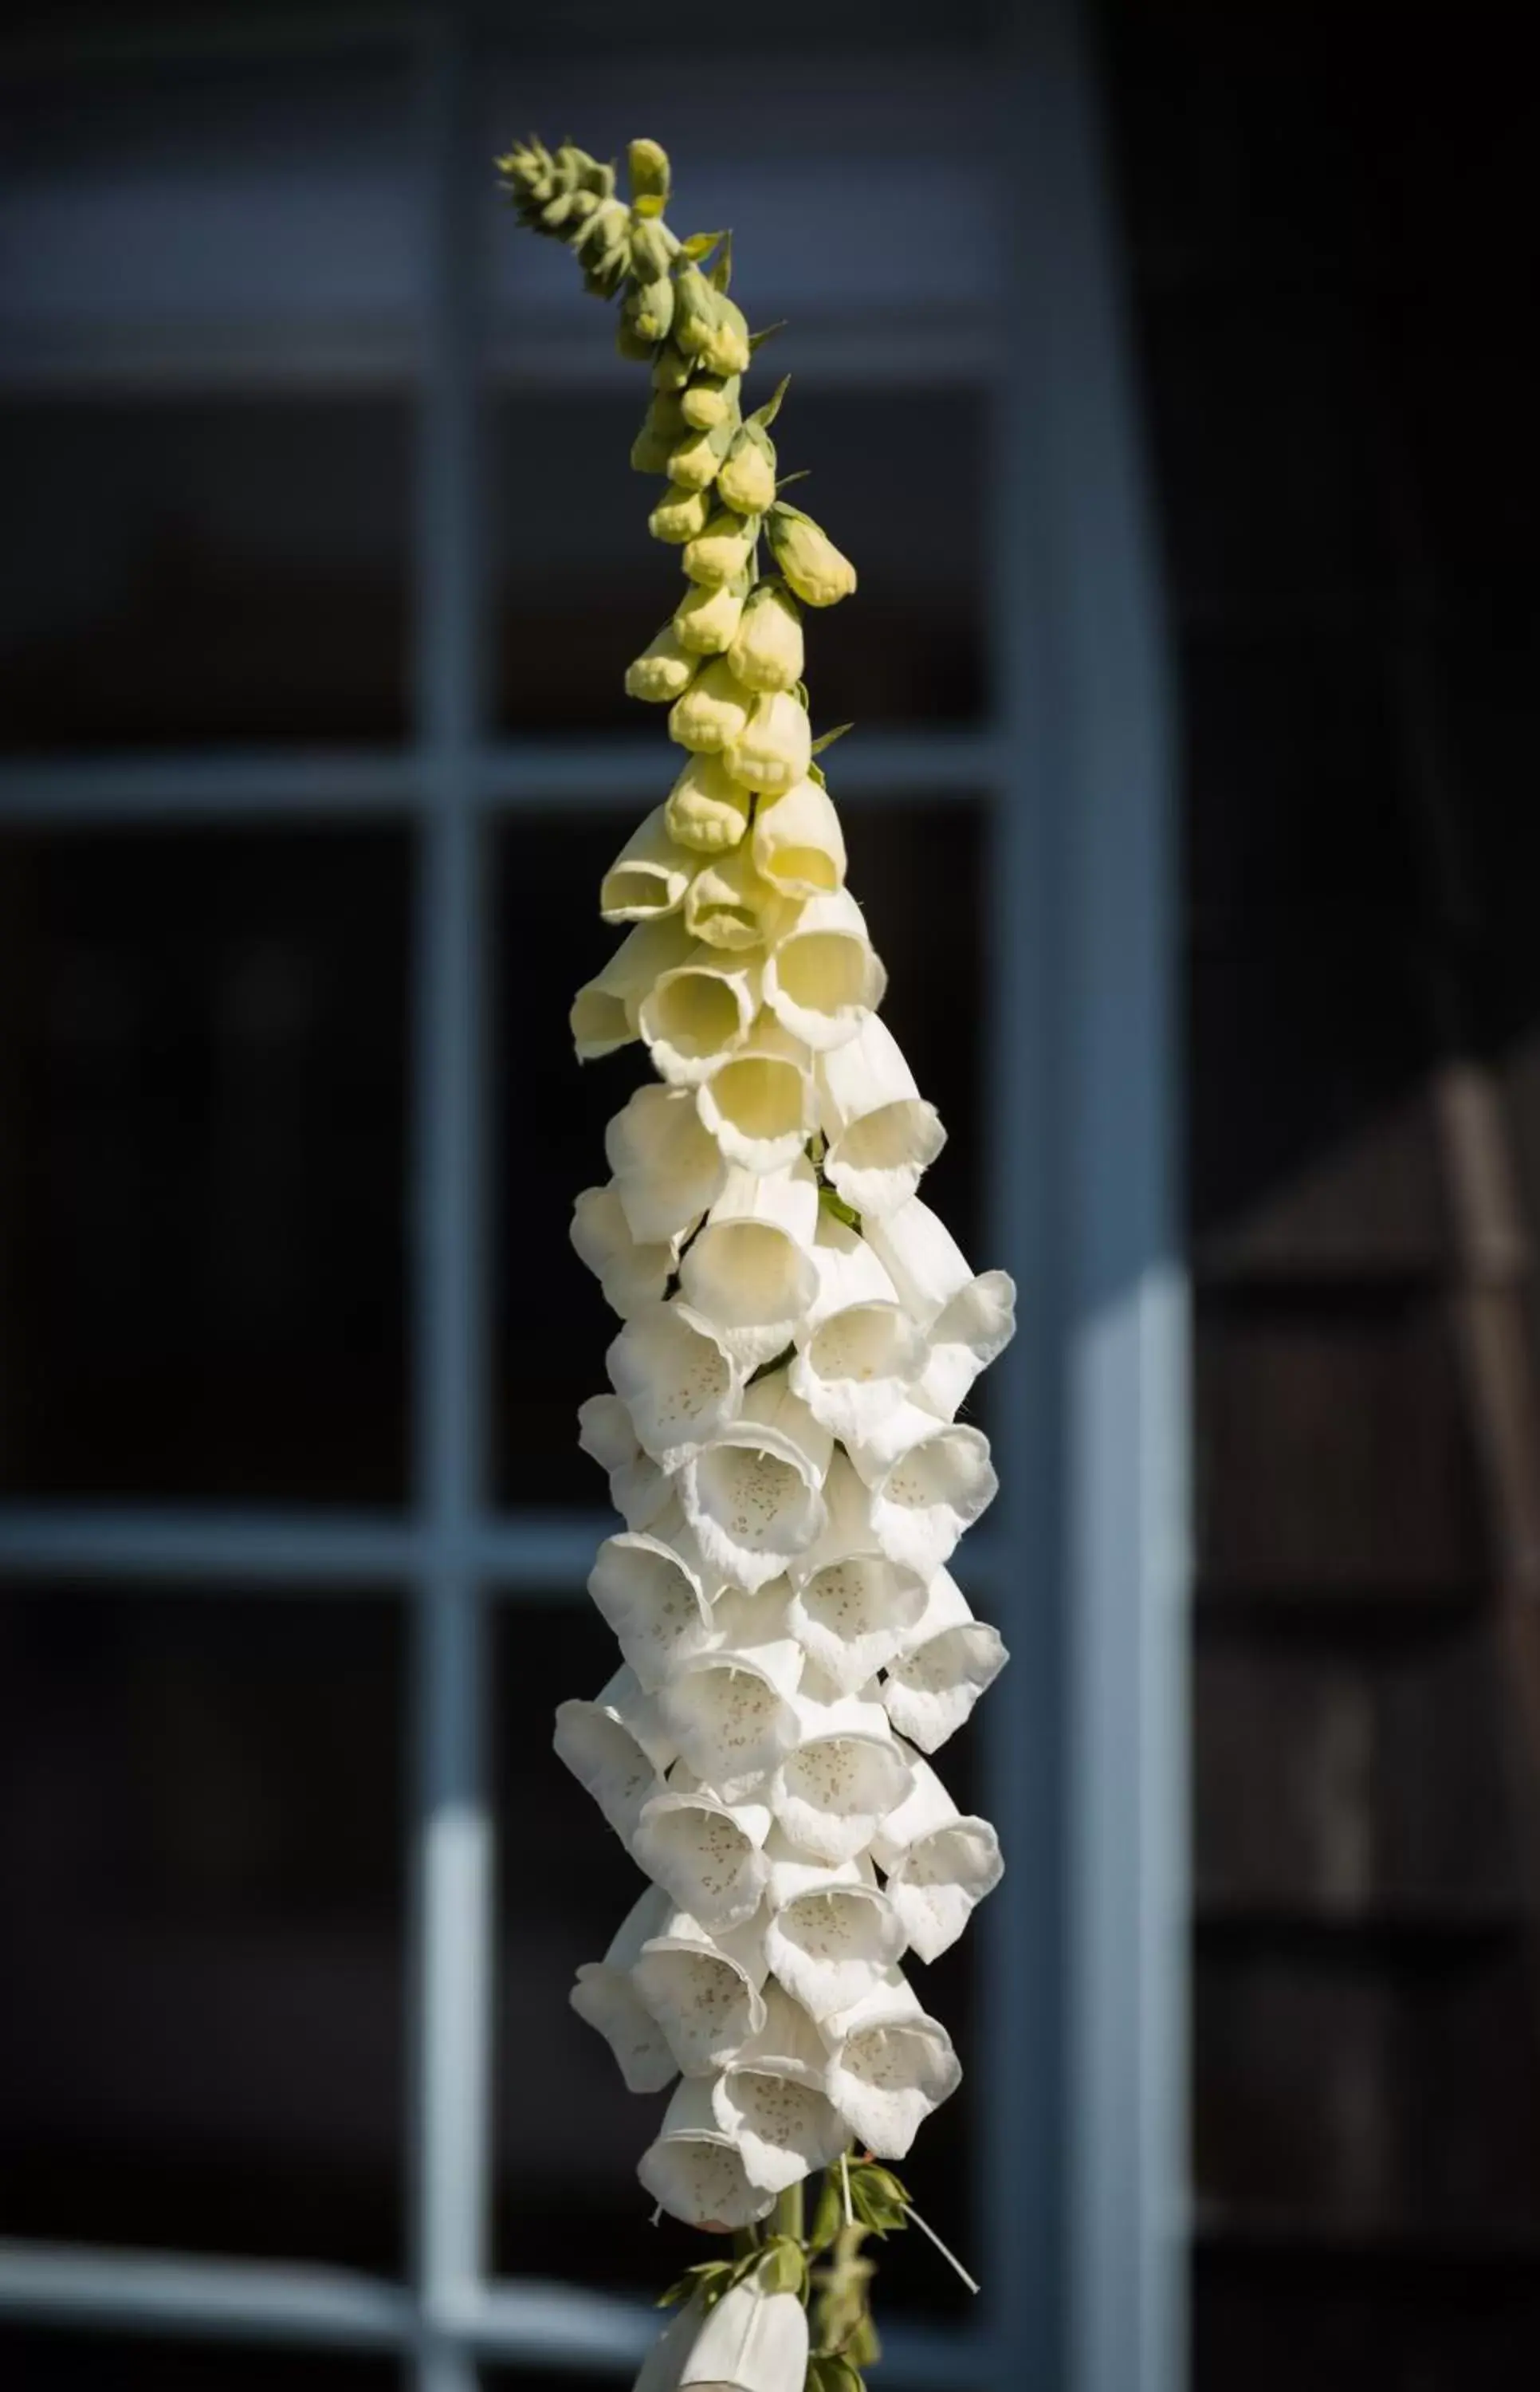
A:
2;2;1539;2387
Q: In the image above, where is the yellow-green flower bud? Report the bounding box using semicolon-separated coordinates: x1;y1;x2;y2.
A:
717;421;777;517
666;415;736;494
624;622;699;702
680;373;741;431
673;572;751;655
682;509;760;587
725;583;804;693
766;503;857;607
626;276;674;345
629;218;674;285
630;421;673;475
723;688;812;796
652;345;693;393
649;482;714;545
671;263;721;360
628;138;671;214
667;658;753;754
697;293;751;378
665;752;754;852
631;391;686;474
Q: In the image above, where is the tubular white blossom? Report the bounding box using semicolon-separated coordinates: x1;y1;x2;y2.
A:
572;916;693;1060
763;1838;906;2019
823;1976;962;2159
752;774;847;897
607;1301;743;1465
818;1014;947;1218
570;1885;680;2092
763;888;887;1051
673;2275;810;2392
638;946;760;1084
712;1985;850;2189
587;1529;719;1690
697;1018;816;1174
678;1160;819;1369
632;1787;772;1929
601;806;697;924
634;1907;770;2075
882;1617;1009;1753
638;2075;776;2231
605;1082;727;1245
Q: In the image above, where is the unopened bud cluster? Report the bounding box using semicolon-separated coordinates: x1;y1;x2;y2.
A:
504;134;1012;2242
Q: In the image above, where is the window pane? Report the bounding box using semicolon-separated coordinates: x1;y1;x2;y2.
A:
0;1587;407;2272
0;399;411;751
0;2339;399;2392
490;799;986;1507
0;825;411;1504
489;1587;987;2323
489;390;985;738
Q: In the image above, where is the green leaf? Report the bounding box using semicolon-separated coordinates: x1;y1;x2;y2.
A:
810;721;854;757
656;2258;731;2310
748;319;789;351
808;2357;865;2392
847;2313;882;2369
774;468;811;491
679;228;727;262
709;230;734;292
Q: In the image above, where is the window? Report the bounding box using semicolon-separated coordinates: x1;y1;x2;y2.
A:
0;6;1181;2388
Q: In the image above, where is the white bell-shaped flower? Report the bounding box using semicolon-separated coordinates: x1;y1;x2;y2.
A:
587;1530;719;1692
886;1814;1003;1965
655;1630;802;1795
711;1984;850;2192
678;1162;819;1371
570;1885;679;2093
789;1295;928;1446
678;1377;831;1591
601;805;697;924
607;1300;744;1465
632;1785;772;1929
572;917;693;1060
817;1016;947;1218
770;1701;912;1865
823;1973;961;2159
576;1393;671;1531
634;1906;769;2076
912;1269;1017;1421
639;946;760;1085
752;774;846;898
570;1184;674;1319
882;1616;1009;1753
697;1018;816;1174
846;1406;999;1580
763;888;886;1051
762;1835;906;2019
784;1456;928;1694
606;1082;728;1246
861;1194;976;1328
554;1677;670;1841
638;2075;776;2231
682;845;786;954
672;2273;810;2392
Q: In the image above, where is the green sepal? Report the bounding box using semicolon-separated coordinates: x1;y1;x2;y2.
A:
756;2236;808;2299
656;2258;733;2311
748;319;788;351
807;760;827;789
678;229;727;263
709;230;733;291
807;2357;865;2392
808;2170;845;2255
750;373;792;431
847;2162;910;2236
810;722;854;757
846;2312;882;2368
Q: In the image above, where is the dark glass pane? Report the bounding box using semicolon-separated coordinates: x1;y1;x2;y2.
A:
489;390;985;737
0;2338;399;2392
0;1587;407;2272
489;799;986;1507
0;825;411;1504
489;1596;982;2322
0;399;411;751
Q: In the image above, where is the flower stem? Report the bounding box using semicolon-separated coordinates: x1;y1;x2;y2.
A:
772;2182;805;2242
